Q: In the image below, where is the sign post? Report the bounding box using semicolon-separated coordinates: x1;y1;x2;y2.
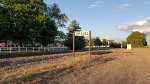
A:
89;31;91;56
0;47;1;53
74;31;91;56
73;32;75;56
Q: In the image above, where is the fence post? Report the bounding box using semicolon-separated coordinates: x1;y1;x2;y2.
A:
10;47;12;53
18;47;20;52
48;47;50;51
44;47;45;52
26;47;27;52
33;47;35;52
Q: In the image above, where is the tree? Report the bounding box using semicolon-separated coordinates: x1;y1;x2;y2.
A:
46;3;68;27
102;39;107;46
121;41;127;48
84;38;89;46
64;20;86;50
0;0;48;46
127;31;147;47
110;42;121;48
35;3;68;46
85;38;95;47
57;31;66;39
0;0;68;46
94;37;102;47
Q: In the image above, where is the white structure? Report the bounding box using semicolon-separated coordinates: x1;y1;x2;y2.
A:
127;44;132;50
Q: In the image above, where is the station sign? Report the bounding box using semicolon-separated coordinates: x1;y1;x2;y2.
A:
73;31;91;56
75;31;89;36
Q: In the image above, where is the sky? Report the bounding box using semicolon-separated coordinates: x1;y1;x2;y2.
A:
44;0;150;43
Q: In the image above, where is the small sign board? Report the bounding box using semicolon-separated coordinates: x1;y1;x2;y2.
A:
75;31;89;36
127;44;132;50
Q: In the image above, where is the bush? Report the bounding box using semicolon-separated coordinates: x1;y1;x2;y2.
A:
110;42;121;48
64;36;86;50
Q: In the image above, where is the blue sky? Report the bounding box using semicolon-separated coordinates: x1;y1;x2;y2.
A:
44;0;150;42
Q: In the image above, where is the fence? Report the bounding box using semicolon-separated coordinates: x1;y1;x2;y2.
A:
0;47;67;53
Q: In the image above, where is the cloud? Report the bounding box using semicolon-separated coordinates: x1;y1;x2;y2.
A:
143;0;150;4
114;3;131;10
118;17;150;34
144;1;150;4
88;1;104;8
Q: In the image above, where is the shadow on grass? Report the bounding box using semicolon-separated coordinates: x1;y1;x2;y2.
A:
124;52;132;53
0;65;72;84
0;50;71;59
0;52;116;84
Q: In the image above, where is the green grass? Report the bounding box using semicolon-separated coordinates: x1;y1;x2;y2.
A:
143;46;150;48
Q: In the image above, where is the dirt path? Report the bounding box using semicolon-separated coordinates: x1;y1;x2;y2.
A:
47;48;150;84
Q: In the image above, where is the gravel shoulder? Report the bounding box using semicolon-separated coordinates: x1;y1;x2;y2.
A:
46;48;150;84
1;48;150;84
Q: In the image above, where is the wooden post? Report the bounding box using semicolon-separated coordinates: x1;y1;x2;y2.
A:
73;32;75;56
89;31;91;56
0;47;1;53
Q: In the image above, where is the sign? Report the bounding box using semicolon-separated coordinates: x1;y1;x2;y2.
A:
75;31;89;36
73;31;91;56
127;44;132;50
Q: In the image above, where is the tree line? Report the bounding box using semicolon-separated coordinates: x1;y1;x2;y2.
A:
0;0;148;49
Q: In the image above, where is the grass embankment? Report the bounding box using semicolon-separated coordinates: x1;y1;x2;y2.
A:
0;47;108;59
0;50;70;59
0;55;90;83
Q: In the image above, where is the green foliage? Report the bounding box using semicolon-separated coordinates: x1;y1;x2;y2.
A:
144;46;150;48
46;3;68;27
127;31;147;47
94;37;102;46
64;20;86;50
67;20;81;33
57;31;66;39
102;39;107;46
110;42;121;48
121;41;127;48
84;38;89;46
0;0;68;46
91;38;95;46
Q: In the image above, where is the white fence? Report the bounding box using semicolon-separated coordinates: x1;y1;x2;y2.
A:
0;47;67;53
